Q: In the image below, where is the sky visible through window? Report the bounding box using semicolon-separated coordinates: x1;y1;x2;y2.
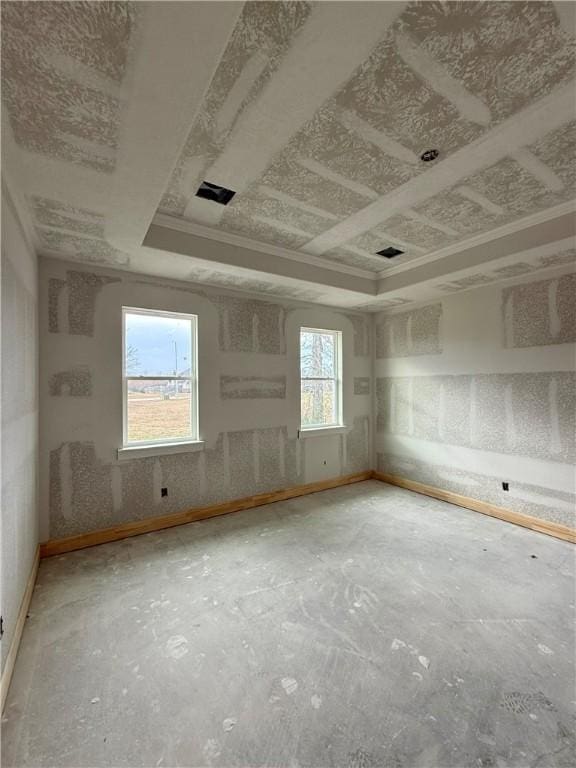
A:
125;312;192;377
124;312;195;444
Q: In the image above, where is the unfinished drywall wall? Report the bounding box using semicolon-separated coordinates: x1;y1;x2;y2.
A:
1;187;39;672
39;258;372;540
375;270;576;528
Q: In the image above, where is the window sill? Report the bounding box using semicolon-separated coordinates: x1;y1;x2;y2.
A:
298;425;349;439
117;440;205;461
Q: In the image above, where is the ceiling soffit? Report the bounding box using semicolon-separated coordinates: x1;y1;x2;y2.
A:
157;0;576;275
1;1;574;309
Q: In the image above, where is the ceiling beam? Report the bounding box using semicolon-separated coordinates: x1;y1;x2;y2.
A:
106;1;243;252
145;217;377;297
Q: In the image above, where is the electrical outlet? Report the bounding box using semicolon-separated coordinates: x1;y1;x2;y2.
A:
502;482;509;491
161;487;168;498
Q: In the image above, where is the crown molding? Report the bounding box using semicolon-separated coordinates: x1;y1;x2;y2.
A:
376;200;576;279
373;259;576;318
152;212;377;280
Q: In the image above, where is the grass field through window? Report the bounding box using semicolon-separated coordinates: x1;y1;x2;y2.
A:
126;392;191;442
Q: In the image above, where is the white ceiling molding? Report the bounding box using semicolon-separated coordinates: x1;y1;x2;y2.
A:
373;259;576;317
300;80;575;256
3;2;574;312
150;202;574;312
376;200;576;279
151;213;376;280
42;247;371;311
378;211;575;297
143;221;378;303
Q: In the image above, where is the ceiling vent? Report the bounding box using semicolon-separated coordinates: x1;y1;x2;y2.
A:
195;181;236;205
376;246;404;259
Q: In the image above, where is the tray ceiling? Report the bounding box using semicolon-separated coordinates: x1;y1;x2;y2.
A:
2;1;575;309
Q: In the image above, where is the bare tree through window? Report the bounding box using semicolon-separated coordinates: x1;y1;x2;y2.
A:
300;328;342;428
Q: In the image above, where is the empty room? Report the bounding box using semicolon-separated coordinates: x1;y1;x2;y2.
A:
1;1;575;766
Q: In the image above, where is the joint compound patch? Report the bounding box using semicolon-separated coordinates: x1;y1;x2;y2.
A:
376;303;442;358
220;375;286;399
48;271;120;337
49;366;92;397
354;377;370;395
503;273;576;348
214;297;286;354
376;372;576;463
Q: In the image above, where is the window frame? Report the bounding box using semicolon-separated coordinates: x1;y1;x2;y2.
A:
122;307;199;448
299;326;343;431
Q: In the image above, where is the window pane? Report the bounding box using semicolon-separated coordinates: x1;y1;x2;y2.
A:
127;379;192;442
300;330;335;378
125;312;192;377
301;379;336;427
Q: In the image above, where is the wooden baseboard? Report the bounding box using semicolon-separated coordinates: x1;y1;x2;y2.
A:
40;471;373;558
1;545;40;712
40;467;574;558
374;471;576;544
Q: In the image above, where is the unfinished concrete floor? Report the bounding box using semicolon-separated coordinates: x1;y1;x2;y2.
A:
2;481;575;768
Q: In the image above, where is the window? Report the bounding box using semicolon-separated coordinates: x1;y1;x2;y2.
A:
300;327;342;429
123;308;198;446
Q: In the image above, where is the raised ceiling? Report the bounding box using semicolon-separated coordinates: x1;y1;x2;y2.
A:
2;1;575;309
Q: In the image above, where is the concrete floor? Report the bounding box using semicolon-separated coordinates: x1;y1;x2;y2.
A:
2;481;575;768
